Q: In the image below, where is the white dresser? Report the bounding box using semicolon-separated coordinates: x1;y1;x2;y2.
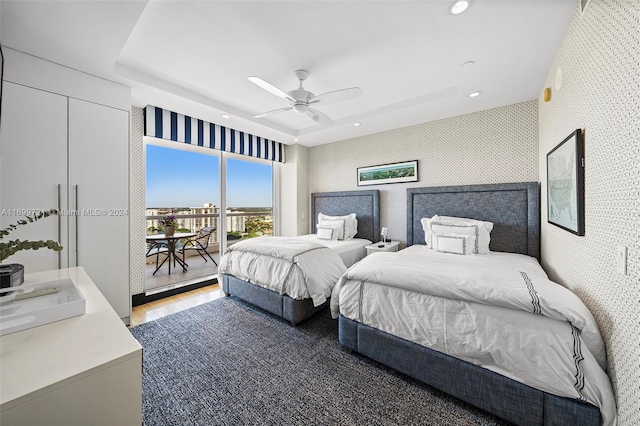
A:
0;267;142;425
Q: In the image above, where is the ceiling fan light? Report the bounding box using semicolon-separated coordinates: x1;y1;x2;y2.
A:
293;104;307;113
449;0;470;15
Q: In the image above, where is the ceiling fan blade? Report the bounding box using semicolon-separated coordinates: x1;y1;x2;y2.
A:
254;106;293;119
248;76;295;103
305;108;334;125
309;87;362;106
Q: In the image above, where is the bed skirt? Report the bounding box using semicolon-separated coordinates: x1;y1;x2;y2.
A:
221;274;328;325
338;315;601;426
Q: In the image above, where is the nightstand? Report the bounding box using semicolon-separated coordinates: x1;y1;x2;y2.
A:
365;241;400;256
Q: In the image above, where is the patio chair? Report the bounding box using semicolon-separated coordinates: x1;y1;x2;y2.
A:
178;227;217;266
146;241;169;272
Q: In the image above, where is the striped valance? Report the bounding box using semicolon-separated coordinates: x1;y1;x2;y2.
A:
144;105;285;163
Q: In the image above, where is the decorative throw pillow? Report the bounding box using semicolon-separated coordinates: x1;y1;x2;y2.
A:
432;233;476;255
317;223;340;240
429;215;493;254
317;219;345;240
318;213;358;240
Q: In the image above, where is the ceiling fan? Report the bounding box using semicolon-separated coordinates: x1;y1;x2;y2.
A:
249;69;362;125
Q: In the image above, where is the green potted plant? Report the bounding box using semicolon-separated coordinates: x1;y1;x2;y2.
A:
158;214;178;237
0;209;63;290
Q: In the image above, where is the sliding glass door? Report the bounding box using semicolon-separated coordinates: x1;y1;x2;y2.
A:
144;142;276;293
225;156;273;248
145;142;221;291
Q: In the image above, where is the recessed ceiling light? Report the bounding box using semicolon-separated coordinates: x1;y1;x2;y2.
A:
468;91;482;98
293;138;299;142
461;61;475;68
449;0;471;15
353;122;361;127
221;114;230;119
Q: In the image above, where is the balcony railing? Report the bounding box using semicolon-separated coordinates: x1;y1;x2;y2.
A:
145;211;273;244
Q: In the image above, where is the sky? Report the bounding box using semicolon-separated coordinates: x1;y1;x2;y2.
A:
146;145;272;208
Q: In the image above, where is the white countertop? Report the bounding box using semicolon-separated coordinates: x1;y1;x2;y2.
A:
0;267;142;409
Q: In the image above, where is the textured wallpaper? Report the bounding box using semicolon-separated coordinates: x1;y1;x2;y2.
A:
130;107;145;295
309;100;539;243
538;1;639;424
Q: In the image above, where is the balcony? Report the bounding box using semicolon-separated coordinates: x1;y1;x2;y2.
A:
145;210;272;292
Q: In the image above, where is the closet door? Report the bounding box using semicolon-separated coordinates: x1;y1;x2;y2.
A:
68;99;130;319
0;82;68;272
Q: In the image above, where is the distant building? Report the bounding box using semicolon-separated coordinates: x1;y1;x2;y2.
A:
146;204;272;242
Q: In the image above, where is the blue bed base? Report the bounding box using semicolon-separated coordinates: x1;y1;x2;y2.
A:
339;315;601;426
221;274;327;325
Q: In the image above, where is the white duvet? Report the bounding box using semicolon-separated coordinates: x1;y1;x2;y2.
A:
295;234;370;267
331;246;617;426
219;236;346;306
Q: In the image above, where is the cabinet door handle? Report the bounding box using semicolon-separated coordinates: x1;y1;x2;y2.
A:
57;184;62;269
75;185;79;266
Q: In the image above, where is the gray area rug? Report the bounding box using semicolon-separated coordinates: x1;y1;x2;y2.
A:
129;297;511;425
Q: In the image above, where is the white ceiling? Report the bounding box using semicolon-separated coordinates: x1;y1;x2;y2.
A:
0;0;576;147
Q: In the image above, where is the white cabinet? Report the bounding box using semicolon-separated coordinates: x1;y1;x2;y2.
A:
0;81;131;320
0;267;142;425
68;99;130;319
0;82;69;272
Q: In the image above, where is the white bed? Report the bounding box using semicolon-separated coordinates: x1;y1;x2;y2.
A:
219;236;348;306
334;183;615;425
331;246;616;426
220;190;380;325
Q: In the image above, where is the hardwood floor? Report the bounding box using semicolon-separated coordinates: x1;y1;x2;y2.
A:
130;284;225;327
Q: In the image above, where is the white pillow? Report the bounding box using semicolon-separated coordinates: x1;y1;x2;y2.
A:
432;232;476;255
317;224;338;240
318;213;357;240
317;218;345;240
420;217;433;247
429;215;493;254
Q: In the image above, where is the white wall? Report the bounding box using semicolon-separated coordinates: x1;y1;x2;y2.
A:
538;1;639;424
308;100;539;244
280;144;310;237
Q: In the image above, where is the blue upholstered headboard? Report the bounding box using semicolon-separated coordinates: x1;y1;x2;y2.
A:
311;190;381;243
407;182;540;260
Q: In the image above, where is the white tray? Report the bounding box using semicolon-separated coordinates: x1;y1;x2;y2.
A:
0;278;86;336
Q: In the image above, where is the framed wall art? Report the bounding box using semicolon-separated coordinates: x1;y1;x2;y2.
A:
546;129;585;235
357;160;418;186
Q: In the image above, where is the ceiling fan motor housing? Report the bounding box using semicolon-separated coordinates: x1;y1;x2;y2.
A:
288;86;315;113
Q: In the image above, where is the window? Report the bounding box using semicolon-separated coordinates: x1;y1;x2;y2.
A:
144;140;276;292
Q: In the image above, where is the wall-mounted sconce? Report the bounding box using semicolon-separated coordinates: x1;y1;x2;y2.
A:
544;87;552;102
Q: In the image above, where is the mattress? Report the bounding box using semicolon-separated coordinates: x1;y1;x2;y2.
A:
331;245;617;426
